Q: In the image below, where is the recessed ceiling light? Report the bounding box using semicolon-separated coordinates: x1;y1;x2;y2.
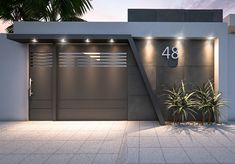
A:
177;36;185;40
110;38;114;43
146;36;153;40
207;36;215;40
32;38;37;43
85;38;90;43
61;38;66;43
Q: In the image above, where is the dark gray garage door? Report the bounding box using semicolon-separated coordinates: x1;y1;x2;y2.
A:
57;44;128;120
29;44;128;120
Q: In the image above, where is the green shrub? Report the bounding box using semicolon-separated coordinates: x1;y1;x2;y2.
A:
164;81;197;124
194;80;226;124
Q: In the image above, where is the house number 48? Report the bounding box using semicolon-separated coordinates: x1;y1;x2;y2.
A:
162;46;179;60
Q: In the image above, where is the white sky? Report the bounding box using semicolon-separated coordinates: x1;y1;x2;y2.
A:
1;0;235;33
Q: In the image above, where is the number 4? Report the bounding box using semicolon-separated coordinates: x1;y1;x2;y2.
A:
162;46;171;59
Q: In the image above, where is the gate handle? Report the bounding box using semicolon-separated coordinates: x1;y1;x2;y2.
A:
29;78;33;96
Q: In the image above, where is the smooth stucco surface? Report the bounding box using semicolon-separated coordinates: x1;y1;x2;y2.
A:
228;35;235;120
0;34;28;120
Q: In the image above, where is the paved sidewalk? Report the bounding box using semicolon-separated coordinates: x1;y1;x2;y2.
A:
0;121;234;164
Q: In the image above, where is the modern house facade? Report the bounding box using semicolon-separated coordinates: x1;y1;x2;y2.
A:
0;9;235;124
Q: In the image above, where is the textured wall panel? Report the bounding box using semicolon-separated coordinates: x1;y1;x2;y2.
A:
135;39;214;120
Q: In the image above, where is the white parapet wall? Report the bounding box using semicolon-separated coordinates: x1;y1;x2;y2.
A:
228;34;235;120
224;14;235;121
0;34;28;120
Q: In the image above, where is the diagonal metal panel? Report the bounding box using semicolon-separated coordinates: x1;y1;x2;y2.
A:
127;37;165;125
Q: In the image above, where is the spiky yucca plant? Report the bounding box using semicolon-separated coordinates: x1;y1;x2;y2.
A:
195;80;226;124
164;81;197;124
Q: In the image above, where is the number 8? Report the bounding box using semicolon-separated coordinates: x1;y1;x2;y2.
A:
171;47;179;59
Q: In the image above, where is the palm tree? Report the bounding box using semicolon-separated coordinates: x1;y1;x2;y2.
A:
0;0;34;32
0;0;92;32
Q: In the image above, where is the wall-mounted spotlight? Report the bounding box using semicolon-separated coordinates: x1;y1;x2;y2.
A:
110;38;114;43
32;38;38;43
85;38;90;43
61;38;66;43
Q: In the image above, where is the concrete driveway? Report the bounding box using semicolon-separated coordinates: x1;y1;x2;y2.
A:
0;121;235;164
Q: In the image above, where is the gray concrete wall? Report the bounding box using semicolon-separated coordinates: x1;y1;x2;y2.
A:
0;34;28;120
135;39;214;120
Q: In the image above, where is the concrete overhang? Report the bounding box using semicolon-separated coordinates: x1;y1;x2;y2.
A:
7;34;132;43
12;21;227;39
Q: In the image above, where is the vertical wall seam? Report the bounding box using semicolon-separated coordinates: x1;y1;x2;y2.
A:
52;43;58;120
